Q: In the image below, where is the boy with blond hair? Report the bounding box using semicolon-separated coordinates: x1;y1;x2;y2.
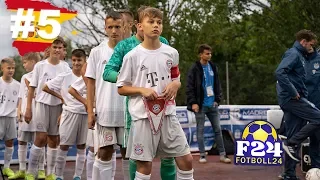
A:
0;58;20;179
117;7;194;180
10;53;46;179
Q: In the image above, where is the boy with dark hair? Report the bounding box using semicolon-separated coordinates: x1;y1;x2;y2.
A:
43;49;86;180
85;10;127;180
10;52;46;179
186;44;231;164
0;58;20;178
117;7;194;180
24;39;71;180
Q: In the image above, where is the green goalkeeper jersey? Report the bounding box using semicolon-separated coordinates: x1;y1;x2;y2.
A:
103;35;169;129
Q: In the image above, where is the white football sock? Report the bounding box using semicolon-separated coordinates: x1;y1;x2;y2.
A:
122;159;130;180
86;150;95;180
27;145;42;175
38;147;45;171
135;171;151;180
55;149;68;178
92;158;100;180
177;168;194;180
112;151;116;180
4;146;14;168
74;148;86;178
46;147;58;175
18;144;27;170
98;158;112;179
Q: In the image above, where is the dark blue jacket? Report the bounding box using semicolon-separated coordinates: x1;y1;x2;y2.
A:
275;41;309;107
305;50;320;108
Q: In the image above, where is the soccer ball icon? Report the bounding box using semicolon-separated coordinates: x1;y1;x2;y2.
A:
306;168;320;180
242;120;278;143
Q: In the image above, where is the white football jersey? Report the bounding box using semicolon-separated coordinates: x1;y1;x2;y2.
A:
29;59;71;106
19;72;36;131
46;72;86;114
85;41;125;127
71;77;87;98
0;77;20;117
116;44;180;120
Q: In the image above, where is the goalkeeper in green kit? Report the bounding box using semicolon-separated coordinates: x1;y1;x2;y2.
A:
103;5;176;180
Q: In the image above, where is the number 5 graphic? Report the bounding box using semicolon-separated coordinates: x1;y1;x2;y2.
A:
37;10;61;40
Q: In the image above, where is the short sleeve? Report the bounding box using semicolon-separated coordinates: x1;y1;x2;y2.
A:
85;49;97;79
116;53;133;87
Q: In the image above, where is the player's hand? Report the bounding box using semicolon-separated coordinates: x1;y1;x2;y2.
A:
17;110;23;122
140;88;158;100
57;114;62;126
161;81;179;101
24;108;32;124
192;104;199;113
214;102;219;107
88;112;96;130
293;93;300;100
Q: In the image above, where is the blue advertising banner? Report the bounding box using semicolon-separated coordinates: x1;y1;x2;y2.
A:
0;105;281;163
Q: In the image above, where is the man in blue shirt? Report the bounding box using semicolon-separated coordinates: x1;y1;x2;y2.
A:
186;44;231;164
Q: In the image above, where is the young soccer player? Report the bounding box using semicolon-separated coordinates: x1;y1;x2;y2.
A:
103;6;176;180
116;7;194;180
42;49;87;180
24;38;71;180
9;53;46;180
68;62;96;180
85;10;128;180
0;58;20;179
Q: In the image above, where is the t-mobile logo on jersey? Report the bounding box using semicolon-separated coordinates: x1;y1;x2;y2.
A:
147;72;158;87
0;95;6;103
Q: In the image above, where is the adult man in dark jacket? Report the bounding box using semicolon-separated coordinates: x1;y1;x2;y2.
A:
275;29;320;168
186;44;231;164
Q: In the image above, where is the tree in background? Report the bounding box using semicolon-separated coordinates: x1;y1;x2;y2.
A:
43;0;320;105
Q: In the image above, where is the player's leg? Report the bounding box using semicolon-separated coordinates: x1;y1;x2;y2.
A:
111;146;117;180
86;128;95;180
206;106;231;163
87;146;95;180
309;132;320;168
160;157;176;180
2;117;17;178
55;145;69;180
194;107;206;163
124;126;137;180
73;113;88;180
94;124;117;179
281;98;320;161
26;132;48;179
159;116;194;180
116;127;130;180
282;112;305;180
129;119;159;180
26;102;50;179
9;130;32;179
45;104;62;179
37;146;46;179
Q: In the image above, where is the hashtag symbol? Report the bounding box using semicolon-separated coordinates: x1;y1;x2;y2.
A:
10;8;35;39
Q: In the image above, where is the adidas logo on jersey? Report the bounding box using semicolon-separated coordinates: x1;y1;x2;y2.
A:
102;60;107;64
140;65;147;71
44;72;48;76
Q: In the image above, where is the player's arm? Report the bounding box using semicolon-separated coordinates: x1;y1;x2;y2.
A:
17;98;22;121
116;54;158;100
162;51;181;100
103;42;125;83
275;51;299;99
43;74;65;104
42;85;64;103
68;87;87;110
25;66;39;123
85;51;97;129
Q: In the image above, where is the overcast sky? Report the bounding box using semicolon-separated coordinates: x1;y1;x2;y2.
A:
0;0;18;59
